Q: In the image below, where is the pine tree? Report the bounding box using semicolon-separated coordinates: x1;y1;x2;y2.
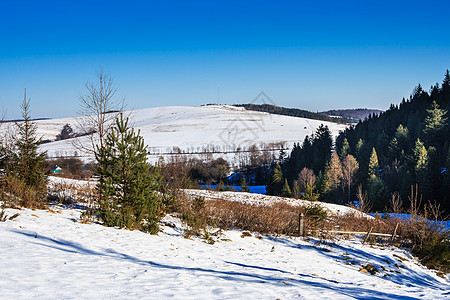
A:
339;138;350;161
217;179;225;191
267;164;284;196
292;184;301;199
356;139;364;157
303;182;319;201
368;147;380;176
312;125;333;173
316;169;329;199
367;175;385;211
96;113;161;233
9;91;47;207
388;137;400;160
413;139;428;173
412;138;432;199
388;124;409;161
423;101;448;147
281;179;292;197
240;175;249;192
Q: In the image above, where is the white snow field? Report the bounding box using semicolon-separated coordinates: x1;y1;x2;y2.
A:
1;201;449;299
18;105;346;162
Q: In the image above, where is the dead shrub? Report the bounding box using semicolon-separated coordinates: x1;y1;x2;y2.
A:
1;173;47;209
390;191;402;214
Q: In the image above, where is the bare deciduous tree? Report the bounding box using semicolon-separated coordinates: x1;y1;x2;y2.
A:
296;167;316;191
0;107;16;169
427;200;444;223
408;184;422;218
341;154;359;202
389;191;402;214
74;70;125;156
356;184;371;213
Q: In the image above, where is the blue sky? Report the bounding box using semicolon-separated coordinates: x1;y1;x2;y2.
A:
1;0;449;119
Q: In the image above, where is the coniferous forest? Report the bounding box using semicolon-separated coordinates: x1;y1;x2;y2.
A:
268;70;450;214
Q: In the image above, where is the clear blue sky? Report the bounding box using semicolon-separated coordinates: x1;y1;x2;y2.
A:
1;0;449;119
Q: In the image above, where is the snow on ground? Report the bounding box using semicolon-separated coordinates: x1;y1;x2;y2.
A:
9;105;347;163
184;189;363;216
1;203;449;299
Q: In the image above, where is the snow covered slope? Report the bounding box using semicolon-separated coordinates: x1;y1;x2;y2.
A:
0;205;448;299
184;189;364;216
13;105;346;162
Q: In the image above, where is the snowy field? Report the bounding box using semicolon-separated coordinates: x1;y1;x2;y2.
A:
184;189;365;217
2;105;347;163
1;200;449;299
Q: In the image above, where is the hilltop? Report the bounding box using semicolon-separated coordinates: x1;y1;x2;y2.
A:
3;105;347;163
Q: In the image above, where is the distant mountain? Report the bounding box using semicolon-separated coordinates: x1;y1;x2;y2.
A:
320;108;383;122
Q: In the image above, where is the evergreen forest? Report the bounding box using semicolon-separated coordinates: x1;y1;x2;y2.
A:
267;70;450;214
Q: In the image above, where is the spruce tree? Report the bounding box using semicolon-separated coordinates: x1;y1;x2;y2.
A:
367;175;385;211
356;139;364;158
281;179;292;197
412;138;432;199
388;137;400;160
339;138;350;161
316;169;329;200
267;164;283;196
96;113;161;233
312;125;333;173
423;101;448;147
413;139;428;173
9;91;47;207
240;175;249;192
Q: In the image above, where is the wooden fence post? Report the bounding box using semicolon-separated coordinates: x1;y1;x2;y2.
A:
363;227;373;245
298;212;304;237
389;223;399;246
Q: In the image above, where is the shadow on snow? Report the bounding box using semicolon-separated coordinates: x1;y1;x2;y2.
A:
12;229;448;299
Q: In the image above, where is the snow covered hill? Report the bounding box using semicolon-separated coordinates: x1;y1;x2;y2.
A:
5;105;347;163
1;204;448;299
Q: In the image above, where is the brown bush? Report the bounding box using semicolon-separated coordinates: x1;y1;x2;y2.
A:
1;173;47;209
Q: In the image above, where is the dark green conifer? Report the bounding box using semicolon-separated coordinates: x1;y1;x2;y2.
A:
423;101;447;147
96;113;161;233
281;179;292;198
339;138;350;161
240;175;249;192
9;91;47;207
267;164;284;196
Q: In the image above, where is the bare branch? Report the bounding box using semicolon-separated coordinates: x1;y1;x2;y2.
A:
356;184;371;213
427;200;443;223
389;191;402;214
73;70;126;157
408;184;422;218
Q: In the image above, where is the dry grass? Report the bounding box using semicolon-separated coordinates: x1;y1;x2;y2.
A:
0;174;47;209
206;200;300;235
47;180;97;206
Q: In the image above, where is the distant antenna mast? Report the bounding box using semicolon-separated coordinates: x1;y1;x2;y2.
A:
217;85;220;103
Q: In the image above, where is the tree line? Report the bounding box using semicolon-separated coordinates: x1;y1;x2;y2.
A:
267;70;450;215
234;103;353;124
